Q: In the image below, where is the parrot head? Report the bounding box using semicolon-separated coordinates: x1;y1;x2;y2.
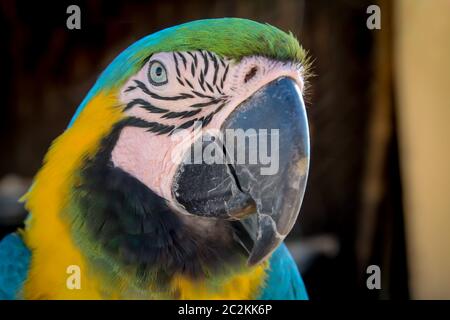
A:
24;18;310;297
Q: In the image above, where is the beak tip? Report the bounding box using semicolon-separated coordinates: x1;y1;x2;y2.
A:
246;225;284;266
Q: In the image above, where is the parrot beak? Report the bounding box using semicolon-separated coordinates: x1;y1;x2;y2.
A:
173;77;310;266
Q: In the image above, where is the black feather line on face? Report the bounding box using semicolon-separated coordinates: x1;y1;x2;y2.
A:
187;51;198;68
146;122;175;135
190;62;195;78
206;51;216;63
70;118;247;287
201;50;209;76
219;56;226;68
173;53;181;78
189;98;223;109
191;90;214;99
141;54;153;68
134;80;194;100
161;109;202;119
176;77;184;86
203;112;214;127
212;54;219;87
125;85;137;93
176;118;198;130
214;101;227;114
215;86;224;95
221;65;229;88
205;81;214;93
125;98;168;114
184;78;194;90
198;72;206;91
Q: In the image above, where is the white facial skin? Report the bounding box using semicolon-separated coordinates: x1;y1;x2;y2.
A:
112;51;305;206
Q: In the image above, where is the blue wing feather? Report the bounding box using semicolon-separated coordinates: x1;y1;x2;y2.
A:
258;243;308;300
0;233;31;300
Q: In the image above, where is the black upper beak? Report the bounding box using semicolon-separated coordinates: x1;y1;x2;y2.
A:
173;77;310;266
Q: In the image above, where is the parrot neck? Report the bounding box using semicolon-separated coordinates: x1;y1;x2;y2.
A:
22;92;266;299
67;118;265;298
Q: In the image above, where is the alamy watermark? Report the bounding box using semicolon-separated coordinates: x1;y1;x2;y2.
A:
66;264;81;290
170;122;280;176
366;264;381;290
66;5;81;30
366;5;381;30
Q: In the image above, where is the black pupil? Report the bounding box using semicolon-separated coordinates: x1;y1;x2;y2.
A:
155;66;162;77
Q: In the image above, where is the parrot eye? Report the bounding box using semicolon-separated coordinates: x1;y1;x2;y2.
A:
148;60;168;86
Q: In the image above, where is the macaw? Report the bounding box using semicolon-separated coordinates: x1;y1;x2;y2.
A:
0;18;310;300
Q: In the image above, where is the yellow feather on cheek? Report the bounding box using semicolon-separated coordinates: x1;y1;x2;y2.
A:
22;92;123;299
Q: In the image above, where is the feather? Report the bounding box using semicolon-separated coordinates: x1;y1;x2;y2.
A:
0;233;31;299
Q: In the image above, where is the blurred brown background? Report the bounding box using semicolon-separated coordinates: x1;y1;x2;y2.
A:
1;0;449;299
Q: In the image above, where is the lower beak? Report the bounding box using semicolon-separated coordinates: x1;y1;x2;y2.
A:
173;77;310;265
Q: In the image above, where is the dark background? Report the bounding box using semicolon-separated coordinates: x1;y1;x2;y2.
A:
0;0;408;299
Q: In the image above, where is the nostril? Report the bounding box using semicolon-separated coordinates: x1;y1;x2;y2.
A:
244;66;258;83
